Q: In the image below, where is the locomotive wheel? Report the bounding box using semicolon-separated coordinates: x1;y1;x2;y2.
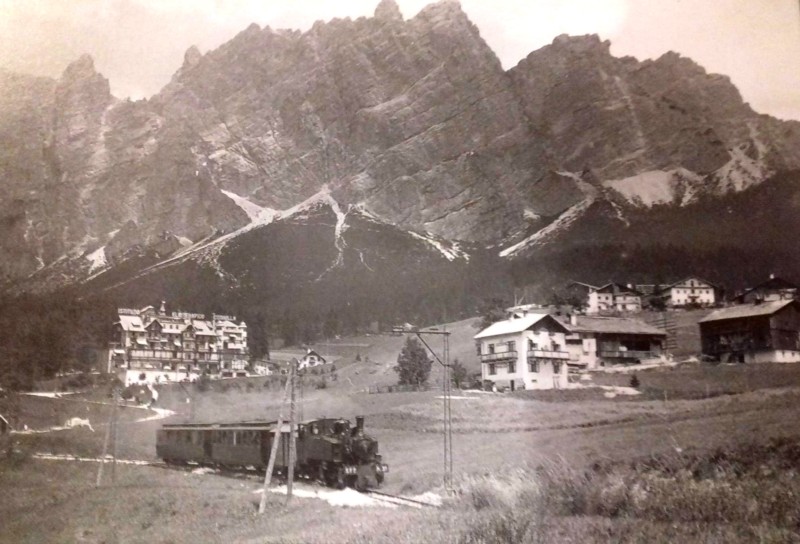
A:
327;466;346;489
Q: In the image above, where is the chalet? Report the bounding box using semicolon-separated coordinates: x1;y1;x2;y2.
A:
699;299;800;363
560;315;667;369
298;350;327;370
587;283;643;314
733;275;798;304
474;312;571;390
659;277;718;307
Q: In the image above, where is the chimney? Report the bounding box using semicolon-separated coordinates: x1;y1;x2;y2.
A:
355;416;365;432
159;300;166;314
570;314;577;326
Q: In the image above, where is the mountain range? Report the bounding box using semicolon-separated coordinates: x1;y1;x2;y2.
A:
2;0;799;325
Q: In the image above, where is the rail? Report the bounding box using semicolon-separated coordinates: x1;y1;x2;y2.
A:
363;490;439;508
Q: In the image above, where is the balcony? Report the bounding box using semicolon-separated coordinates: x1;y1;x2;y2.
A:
599;350;658;359
527;349;570;360
479;350;517;362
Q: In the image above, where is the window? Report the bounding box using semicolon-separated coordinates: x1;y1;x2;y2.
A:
507;340;516;352
528;360;539;372
476;342;482;356
528;339;535;350
489;363;496;375
553;362;562;374
488;344;495;354
508;362;516;373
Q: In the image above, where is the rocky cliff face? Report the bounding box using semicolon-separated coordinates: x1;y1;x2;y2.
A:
1;0;799;289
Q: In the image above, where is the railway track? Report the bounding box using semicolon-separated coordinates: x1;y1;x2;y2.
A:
363;489;439;509
151;462;440;508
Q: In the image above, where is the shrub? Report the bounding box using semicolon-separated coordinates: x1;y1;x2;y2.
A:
195;374;211;393
630;373;640;389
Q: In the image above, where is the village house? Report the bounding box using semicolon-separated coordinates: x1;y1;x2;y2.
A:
109;302;249;385
586;283;643;314
297;349;327;370
474;312;571;390
559;315;667;369
733;274;798;304
657;277;718;307
699;299;800;363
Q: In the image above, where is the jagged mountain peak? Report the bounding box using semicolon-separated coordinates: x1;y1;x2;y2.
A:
374;0;403;21
2;3;800;295
182;45;203;70
60;54;100;82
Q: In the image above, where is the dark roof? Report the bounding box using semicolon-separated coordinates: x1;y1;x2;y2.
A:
736;276;798;299
699;300;797;323
594;283;642;296
565;316;666;336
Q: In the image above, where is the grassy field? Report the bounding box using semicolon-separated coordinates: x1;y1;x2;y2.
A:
5;358;800;542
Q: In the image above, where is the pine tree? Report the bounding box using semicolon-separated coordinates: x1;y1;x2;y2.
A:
450;358;467;389
393;337;432;386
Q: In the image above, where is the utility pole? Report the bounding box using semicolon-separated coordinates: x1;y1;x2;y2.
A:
111;387;119;483
287;359;297;504
392;325;453;490
259;359;295;514
96;386;120;487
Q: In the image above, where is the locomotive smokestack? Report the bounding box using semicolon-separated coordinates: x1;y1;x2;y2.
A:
356;416;365;432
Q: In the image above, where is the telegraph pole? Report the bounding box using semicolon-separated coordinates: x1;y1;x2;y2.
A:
393;325;453;490
286;359;297;504
259;359;295;514
96;386;120;487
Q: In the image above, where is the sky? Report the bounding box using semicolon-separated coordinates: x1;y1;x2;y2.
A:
1;0;799;120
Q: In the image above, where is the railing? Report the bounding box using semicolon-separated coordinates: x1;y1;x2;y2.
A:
599;350;659;359
479;351;518;362
527;349;570;360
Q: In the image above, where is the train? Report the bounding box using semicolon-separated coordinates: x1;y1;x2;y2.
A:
156;415;387;490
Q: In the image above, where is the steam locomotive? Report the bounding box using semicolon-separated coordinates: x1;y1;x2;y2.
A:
156;416;387;490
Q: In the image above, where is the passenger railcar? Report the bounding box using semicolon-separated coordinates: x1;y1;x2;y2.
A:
156;416;387;490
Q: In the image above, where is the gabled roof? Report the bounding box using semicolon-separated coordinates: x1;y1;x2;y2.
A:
474;313;569;339
565;316;666;336
117;315;145;332
699;299;797;323
191;320;216;335
567;281;598;290
594;283;642;296
664;277;720;290
736;276;798;299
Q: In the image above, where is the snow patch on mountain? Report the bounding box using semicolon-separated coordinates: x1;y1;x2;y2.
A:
523;208;541;221
602;168;703;207
500;172;597;257
711;126;772;193
314;186;349;281
408;232;469;261
221;189;272;223
86;246;107;273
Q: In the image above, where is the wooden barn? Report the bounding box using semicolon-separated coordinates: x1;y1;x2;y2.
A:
699;299;800;363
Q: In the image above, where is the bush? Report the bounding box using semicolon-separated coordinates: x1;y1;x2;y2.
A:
195;374;211;393
630;373;641;388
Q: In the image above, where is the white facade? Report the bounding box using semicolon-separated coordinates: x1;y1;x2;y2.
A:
664;278;716;307
587;284;642;314
475;314;570;390
297;350;327;370
110;304;249;377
